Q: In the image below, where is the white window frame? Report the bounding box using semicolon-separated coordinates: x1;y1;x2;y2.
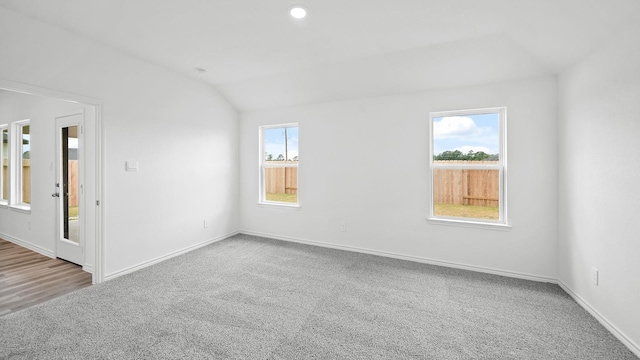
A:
10;119;31;210
259;123;299;208
0;124;8;205
428;107;509;229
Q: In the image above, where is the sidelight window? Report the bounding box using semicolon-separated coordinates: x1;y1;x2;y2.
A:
0;125;7;204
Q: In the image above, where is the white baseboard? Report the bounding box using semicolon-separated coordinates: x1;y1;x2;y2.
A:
104;231;239;281
82;265;93;274
558;281;640;358
239;230;557;284
0;232;55;258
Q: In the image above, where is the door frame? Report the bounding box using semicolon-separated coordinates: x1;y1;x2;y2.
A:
0;78;104;284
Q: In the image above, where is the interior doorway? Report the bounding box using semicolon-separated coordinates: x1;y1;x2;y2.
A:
0;79;102;284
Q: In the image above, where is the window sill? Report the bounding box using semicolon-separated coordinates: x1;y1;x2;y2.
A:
257;202;301;210
9;204;31;214
427;217;511;231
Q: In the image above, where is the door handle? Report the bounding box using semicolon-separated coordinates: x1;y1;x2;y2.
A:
52;193;60;197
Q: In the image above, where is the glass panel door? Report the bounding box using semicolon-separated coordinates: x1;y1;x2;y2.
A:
62;125;79;243
55;111;84;265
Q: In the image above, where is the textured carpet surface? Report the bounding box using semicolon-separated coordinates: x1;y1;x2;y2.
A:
0;234;636;359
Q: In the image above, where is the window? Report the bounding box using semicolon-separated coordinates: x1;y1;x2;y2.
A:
8;120;31;208
1;125;7;204
260;124;299;206
429;108;507;225
18;123;31;205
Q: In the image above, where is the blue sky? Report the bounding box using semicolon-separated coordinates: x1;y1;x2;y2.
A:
433;113;499;155
264;126;299;160
22;134;30;154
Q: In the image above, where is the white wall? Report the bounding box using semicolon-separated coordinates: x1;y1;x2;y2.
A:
0;7;239;279
558;22;640;352
240;77;558;280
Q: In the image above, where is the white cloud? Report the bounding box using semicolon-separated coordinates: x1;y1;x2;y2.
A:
433;116;482;139
68;138;79;149
286;150;299;160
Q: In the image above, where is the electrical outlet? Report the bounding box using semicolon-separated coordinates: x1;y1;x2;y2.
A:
203;219;209;228
340;223;347;232
591;267;599;286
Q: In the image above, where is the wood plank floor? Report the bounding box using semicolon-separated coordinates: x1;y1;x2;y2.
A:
0;238;92;317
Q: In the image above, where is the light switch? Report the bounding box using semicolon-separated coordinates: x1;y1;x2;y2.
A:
125;161;139;172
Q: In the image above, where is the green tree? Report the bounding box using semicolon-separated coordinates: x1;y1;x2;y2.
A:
435;150;464;160
434;150;496;161
471;151;490;161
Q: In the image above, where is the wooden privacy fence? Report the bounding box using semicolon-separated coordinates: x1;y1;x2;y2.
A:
433;164;499;207
265;167;298;195
2;159;31;203
1;159;8;200
2;159;78;206
68;160;78;207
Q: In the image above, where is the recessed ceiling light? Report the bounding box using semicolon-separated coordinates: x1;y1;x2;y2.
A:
289;5;307;19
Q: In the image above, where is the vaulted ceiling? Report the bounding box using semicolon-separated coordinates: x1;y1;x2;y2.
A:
1;0;639;111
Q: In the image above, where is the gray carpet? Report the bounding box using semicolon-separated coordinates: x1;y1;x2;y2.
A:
0;234;636;359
